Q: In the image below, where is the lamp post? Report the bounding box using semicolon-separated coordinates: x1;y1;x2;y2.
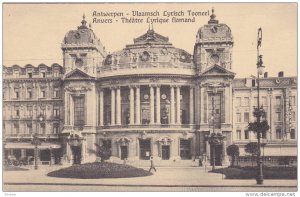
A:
255;27;265;185
31;114;44;170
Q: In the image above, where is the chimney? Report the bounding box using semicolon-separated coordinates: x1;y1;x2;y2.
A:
278;71;284;77
264;72;268;78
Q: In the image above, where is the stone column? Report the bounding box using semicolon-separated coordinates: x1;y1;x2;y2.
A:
200;86;205;124
225;86;230;124
150;85;155;124
176;86;181;124
111;88;115;126
189;87;194;124
206;140;210;164
99;89;104;126
156;85;161;124
135;86;141;125
222;140;230;166
130;86;135;125
170;86;175;124
116;87;121;125
50;148;55;165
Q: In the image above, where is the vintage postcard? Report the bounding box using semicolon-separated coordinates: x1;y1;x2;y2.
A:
2;2;297;193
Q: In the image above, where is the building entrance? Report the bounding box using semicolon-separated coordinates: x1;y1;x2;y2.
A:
210;144;223;166
139;139;151;160
71;145;82;164
120;146;128;160
161;145;170;160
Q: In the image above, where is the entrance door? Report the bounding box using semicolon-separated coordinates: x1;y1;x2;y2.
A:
139;139;151;160
71;146;82;165
180;139;191;160
210;144;222;166
161;145;170;160
120;146;128;160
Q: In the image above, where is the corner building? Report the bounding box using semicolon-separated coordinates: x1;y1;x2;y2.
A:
3;12;297;166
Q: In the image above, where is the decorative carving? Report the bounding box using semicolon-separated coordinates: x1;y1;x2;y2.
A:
156;136;173;145
64;82;92;93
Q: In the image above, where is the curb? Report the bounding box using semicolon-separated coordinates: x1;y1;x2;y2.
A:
4;182;297;188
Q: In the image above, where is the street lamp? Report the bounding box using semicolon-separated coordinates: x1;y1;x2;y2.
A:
31;114;44;170
255;27;265;185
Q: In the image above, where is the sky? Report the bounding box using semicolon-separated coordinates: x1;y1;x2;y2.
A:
3;3;297;78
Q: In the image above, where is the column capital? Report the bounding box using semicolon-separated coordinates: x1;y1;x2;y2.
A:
134;85;140;88
149;84;160;88
109;86;119;90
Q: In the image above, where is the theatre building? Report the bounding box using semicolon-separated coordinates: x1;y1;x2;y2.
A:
3;11;297;166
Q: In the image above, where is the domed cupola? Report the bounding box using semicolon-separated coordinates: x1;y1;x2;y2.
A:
194;8;234;74
61;14;106;76
63;14;100;45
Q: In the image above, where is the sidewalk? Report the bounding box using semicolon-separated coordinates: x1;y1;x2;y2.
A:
3;166;297;188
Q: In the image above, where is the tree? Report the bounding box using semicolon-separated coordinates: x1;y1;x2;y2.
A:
89;143;112;162
245;142;259;167
226;144;240;167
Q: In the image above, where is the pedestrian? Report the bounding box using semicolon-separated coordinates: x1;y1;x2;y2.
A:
149;155;156;172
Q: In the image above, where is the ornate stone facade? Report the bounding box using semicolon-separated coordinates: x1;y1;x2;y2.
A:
3;11;297;167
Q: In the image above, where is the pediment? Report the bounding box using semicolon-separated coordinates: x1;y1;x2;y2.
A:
65;69;92;79
200;64;235;77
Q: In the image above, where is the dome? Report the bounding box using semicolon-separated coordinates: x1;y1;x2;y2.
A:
103;27;193;67
63;14;101;46
196;8;233;43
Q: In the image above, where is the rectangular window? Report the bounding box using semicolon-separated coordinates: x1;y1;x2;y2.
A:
252;79;256;87
3;92;5;100
54;90;59;98
16;109;20;117
276;128;282;139
41;108;46;115
28;73;32;78
28;108;33;117
276;112;281;122
27;123;32;134
41;91;46;98
41;72;46;78
244;97;249;106
289;96;295;106
236;113;241;122
40;123;46;134
28;90;32;99
74;96;85;126
291;111;296;122
53;124;59;134
262;96;267;106
275;96;281;105
15;91;19;99
236;97;241;106
14;123;19;134
290;129;295;139
244;130;249;140
53;71;59;77
236;130;241;140
244;112;249;123
53;109;60;118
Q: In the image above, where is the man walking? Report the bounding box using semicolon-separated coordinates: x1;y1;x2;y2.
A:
149;155;156;172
